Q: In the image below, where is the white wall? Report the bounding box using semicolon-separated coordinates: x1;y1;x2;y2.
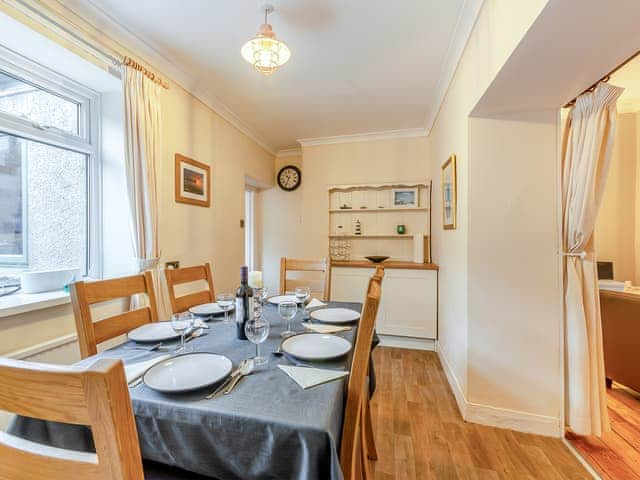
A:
467;112;561;428
260;137;430;294
595;112;639;284
260;153;304;294
428;0;552;405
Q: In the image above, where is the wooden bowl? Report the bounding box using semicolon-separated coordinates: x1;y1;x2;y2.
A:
364;256;390;264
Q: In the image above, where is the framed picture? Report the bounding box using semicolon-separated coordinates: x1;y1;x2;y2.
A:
175;154;211;207
391;188;418;208
441;154;457;229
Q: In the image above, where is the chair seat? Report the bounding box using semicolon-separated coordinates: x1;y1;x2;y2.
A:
144;460;218;480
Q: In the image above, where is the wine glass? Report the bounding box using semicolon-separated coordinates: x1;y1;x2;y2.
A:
278;301;298;338
217;293;234;324
171;312;194;353
245;316;270;365
295;286;311;319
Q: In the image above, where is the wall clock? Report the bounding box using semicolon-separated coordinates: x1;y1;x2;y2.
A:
277;165;302;191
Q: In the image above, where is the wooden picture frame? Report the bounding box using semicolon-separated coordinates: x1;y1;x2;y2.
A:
175;154;211;207
441;154;457;230
391;187;419;208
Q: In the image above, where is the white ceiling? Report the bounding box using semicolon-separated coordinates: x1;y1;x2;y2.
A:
64;0;482;152
611;55;640;113
472;0;640;117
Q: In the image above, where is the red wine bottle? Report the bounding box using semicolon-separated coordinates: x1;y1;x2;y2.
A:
235;266;253;340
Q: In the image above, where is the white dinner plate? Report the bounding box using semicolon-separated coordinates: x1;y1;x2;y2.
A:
127;322;181;343
281;333;352;361
268;294;298;305
143;353;232;393
189;302;234;316
310;308;360;324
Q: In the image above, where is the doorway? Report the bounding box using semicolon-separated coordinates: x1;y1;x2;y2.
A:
244;188;255;270
565;53;640;480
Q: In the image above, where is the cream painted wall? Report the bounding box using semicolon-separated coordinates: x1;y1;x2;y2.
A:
0;7;274;357
467;112;561;421
261;154;304;294
259;137;430;294
595;112;639;284
427;0;552;403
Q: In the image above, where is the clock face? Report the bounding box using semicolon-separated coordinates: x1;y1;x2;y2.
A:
277;165;302;191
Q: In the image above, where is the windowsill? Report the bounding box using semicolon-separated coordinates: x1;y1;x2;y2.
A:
0;290;70;318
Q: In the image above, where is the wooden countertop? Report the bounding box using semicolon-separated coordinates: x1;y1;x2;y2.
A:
331;260;439;271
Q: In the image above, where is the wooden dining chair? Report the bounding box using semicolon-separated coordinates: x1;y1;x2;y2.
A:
164;262;216;314
0;357;145;480
71;272;159;359
340;274;383;480
280;257;330;300
362;265;384;463
0;357;212;480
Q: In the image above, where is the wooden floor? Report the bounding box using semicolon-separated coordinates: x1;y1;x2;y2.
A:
369;347;591;479
567;383;640;480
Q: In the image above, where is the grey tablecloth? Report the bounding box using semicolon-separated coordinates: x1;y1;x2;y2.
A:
8;302;367;480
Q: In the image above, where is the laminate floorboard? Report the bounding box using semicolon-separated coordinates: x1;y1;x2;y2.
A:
567;382;640;480
369;347;591;479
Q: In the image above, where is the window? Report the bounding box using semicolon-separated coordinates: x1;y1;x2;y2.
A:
244;189;255;270
0;47;99;278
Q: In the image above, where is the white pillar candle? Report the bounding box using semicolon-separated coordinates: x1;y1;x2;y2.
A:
248;270;263;288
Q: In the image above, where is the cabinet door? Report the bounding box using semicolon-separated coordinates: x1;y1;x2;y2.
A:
378;269;437;339
330;267;385;327
331;267;374;302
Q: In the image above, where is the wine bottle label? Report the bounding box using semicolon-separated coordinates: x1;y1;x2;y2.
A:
247;297;255;321
235;297;244;323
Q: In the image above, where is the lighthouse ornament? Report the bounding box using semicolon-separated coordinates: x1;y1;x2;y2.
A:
355;219;362;236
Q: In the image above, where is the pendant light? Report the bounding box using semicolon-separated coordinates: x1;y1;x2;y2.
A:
241;4;291;75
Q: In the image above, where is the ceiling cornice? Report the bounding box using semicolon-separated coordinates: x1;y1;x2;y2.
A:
276;148;302;158
53;0;277;155
298;128;427;148
424;0;485;134
45;0;483;152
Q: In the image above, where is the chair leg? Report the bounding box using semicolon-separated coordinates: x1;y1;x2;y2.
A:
360;419;372;480
363;398;378;461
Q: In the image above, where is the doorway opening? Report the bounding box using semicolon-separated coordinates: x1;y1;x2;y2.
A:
565;52;640;480
244;188;255;270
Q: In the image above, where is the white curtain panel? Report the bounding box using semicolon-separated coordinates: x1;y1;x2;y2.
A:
122;64;170;318
562;82;623;436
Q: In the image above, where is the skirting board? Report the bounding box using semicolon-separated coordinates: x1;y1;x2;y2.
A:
378;335;435;351
436;342;562;438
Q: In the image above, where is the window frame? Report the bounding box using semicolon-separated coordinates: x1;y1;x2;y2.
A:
0;45;102;278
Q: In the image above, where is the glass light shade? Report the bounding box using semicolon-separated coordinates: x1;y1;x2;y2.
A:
241;24;291;75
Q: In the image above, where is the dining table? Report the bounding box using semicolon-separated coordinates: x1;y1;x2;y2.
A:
8;301;375;480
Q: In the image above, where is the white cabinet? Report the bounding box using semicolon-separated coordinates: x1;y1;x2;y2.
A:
330;266;438;339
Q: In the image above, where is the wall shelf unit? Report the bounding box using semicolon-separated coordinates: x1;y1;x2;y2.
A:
329;234;415;239
328;180;432;262
329;207;429;213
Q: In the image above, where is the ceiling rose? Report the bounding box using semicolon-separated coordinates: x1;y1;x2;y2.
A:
241;4;291;75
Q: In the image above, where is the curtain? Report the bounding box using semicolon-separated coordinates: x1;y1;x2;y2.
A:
122;63;170;318
562;82;623;436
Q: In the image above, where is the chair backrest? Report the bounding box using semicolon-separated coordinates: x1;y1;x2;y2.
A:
0;357;144;480
340;271;384;480
71;272;159;359
280;257;330;300
164;263;216;314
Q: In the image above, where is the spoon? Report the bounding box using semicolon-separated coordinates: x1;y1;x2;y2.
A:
223;359;254;395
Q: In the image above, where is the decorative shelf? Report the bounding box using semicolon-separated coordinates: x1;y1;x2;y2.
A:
328;181;429;192
329;207;429;213
329;234;414;239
